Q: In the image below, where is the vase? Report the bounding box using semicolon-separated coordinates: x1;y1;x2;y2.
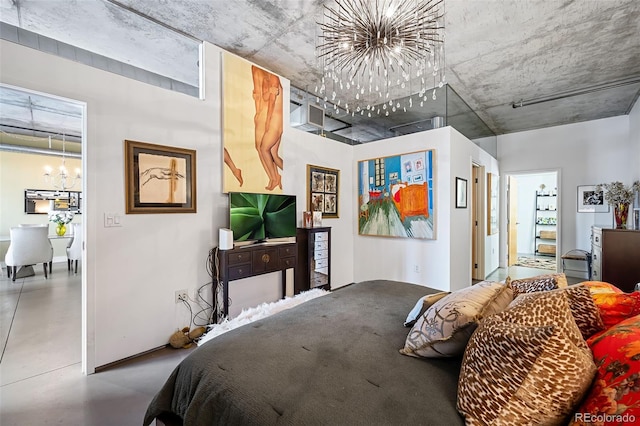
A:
614;203;630;229
56;223;67;236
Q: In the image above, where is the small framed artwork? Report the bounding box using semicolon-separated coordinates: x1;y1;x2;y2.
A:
307;165;339;218
577;185;609;213
125;140;197;214
456;177;468;208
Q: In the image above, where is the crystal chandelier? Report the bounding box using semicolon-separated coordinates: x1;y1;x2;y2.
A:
315;0;445;118
43;135;81;191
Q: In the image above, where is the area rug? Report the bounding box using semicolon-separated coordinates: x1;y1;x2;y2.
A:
513;256;556;270
197;288;330;346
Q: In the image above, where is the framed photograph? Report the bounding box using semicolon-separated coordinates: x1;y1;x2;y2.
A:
577;185;609;213
125;140;197;214
358;149;435;240
487;173;498;235
456;177;468;208
307;165;339;218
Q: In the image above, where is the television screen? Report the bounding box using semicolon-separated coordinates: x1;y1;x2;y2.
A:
229;192;297;242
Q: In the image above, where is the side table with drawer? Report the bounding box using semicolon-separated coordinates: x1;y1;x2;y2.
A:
591;226;640;293
215;242;297;318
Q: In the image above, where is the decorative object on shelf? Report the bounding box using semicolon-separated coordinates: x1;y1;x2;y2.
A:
455;177;467;208
595;181;640;229
124;140;196;214
487;173;499;235
303;211;313;228
307;165;340;218
315;0;445;119
313;211;323;227
577;185;608;213
43;135;81;191
358;149;435;239
538;183;546;195
49;210;74;236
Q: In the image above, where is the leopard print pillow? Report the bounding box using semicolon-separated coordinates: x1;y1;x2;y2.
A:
457;291;596;425
510;284;605;339
507;273;568;298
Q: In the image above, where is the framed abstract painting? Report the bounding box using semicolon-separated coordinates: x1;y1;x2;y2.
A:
357;150;435;239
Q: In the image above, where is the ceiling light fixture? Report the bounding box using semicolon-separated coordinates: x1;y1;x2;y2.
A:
315;0;445;118
43;135;81;191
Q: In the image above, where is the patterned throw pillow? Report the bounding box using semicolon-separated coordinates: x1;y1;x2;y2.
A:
582;281;640;328
510;285;605;339
582;281;623;295
403;291;451;327
570;314;640;426
457;290;596;425
400;281;513;358
507;273;568;298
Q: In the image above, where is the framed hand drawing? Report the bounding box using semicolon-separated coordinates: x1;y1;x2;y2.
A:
456;177;468;208
307;165;339;218
125;140;197;214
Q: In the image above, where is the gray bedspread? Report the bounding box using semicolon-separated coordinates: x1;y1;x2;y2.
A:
144;280;464;425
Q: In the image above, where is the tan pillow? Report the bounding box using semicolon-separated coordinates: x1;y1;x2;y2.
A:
400;281;513;358
457;291;596;425
510;284;605;339
403;291;451;327
507;273;568;298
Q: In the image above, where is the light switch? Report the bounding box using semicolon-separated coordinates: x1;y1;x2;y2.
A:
104;213;122;227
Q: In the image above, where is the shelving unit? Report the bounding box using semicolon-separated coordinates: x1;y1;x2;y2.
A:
534;192;557;256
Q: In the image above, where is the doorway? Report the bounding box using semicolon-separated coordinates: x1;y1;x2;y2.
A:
0;84;87;375
506;170;559;272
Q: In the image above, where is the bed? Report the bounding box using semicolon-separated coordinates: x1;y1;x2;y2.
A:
144;280;465;425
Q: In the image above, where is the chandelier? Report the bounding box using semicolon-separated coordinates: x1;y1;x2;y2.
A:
315;0;446;118
43;135;81;191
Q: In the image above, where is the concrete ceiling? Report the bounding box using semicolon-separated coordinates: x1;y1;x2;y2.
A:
1;0;639;146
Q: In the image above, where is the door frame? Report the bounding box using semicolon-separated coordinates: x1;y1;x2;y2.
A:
503;168;561;272
472;164;485;280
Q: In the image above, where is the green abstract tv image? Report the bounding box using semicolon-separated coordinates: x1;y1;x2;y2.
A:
229;193;297;242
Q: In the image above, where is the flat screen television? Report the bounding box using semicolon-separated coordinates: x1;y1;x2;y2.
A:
229;192;297;244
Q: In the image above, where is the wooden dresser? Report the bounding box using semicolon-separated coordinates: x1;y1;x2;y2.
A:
296;227;331;293
591;226;640;292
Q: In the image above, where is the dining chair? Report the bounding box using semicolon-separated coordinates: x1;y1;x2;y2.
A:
66;223;82;274
4;225;54;281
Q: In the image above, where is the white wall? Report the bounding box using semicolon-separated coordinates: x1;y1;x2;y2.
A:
352;127;498;292
497;116;632;268
630;99;640;182
0;40;357;369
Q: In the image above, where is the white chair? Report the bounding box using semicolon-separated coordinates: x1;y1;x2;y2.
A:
4;225;53;282
66;223;82;274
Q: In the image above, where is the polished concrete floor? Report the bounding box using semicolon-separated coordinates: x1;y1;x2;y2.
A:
0;262;581;425
0;262;193;426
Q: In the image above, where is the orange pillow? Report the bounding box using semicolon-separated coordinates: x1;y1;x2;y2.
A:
589;291;640;328
571;314;640;426
582;281;623;294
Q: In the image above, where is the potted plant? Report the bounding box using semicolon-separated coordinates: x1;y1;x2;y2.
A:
48;210;75;236
595;181;640;229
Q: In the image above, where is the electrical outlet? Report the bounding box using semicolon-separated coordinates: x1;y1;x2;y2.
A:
175;289;188;303
413;264;420;273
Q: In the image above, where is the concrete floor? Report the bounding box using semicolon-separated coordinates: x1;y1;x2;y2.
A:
0;262;193;426
0;262;581;425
